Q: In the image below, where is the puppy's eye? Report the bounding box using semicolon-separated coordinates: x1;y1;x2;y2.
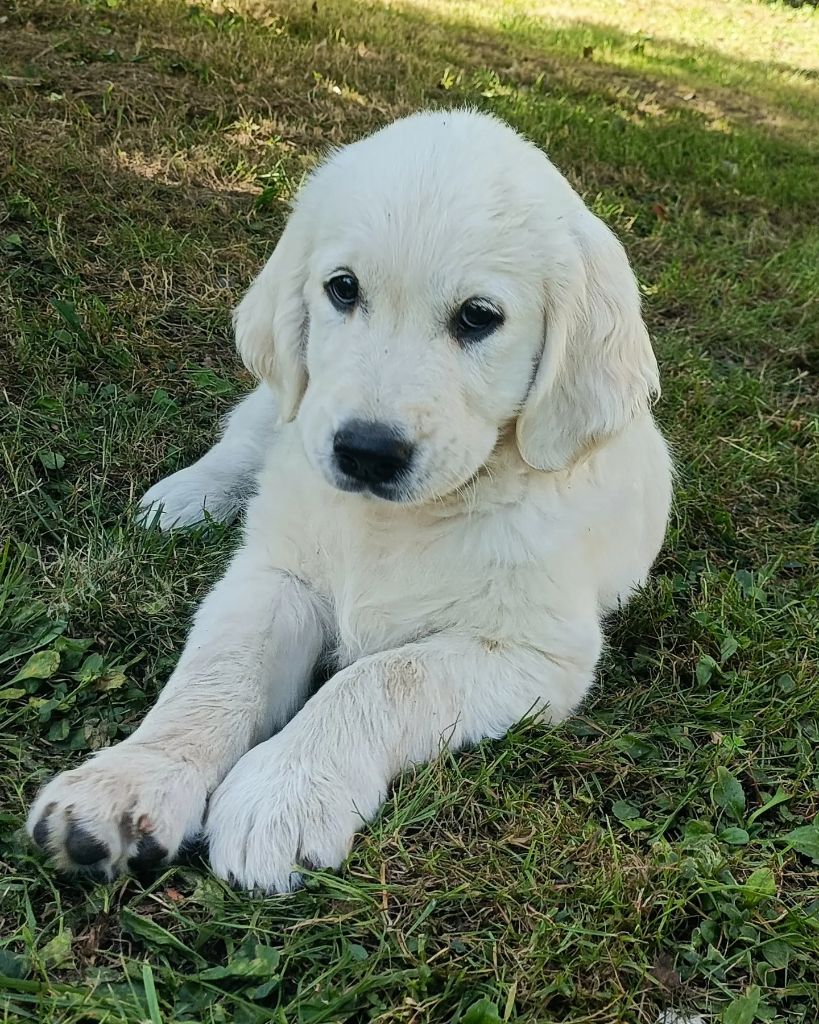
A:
454;299;504;342
325;273;359;310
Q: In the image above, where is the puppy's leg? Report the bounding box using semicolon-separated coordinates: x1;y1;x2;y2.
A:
207;627;601;892
138;383;278;530
27;550;327;878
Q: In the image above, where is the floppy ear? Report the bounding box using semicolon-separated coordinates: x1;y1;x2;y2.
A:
233;215;310;423
516;208;660;471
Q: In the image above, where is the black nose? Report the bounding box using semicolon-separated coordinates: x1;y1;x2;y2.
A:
333;421;414;487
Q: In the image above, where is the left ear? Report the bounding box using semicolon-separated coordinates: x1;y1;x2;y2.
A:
232;212;311;424
516;207;660;471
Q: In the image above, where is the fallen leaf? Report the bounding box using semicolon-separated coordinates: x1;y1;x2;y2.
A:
10;649;60;684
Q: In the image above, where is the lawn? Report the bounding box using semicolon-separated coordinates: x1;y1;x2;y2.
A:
0;0;817;1020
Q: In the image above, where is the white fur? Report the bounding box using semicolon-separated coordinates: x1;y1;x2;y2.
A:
29;110;672;892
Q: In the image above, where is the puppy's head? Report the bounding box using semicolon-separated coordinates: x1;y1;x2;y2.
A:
235;110;659;502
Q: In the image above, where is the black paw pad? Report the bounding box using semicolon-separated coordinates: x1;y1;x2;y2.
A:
32;816;50;850
178;833;206;863
128;834;167;872
65;824;110;866
80;863;110;883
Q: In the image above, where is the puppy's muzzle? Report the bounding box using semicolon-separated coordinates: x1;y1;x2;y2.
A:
333;420;414;489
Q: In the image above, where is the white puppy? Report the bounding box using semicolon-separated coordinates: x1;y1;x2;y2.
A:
28;110;672;892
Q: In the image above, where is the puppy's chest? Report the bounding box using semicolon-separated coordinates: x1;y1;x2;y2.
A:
323;503;553;667
328;534;463;667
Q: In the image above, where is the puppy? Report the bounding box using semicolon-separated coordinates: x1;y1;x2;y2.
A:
28;110;672;892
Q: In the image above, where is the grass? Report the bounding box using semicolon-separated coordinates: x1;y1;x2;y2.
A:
0;0;817;1019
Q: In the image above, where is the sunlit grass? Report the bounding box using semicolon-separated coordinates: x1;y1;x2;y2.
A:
397;0;819;67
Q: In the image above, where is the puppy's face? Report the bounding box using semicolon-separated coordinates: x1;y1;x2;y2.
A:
235;112;659;501
295;197;547;503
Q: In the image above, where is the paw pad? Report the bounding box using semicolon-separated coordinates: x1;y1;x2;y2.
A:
128;834;168;872
31;815;51;850
65;823;110;866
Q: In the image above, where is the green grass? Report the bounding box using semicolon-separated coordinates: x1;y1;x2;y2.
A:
1;0;817;1020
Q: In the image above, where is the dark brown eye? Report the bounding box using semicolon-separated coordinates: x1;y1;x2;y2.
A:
325;273;359;309
454;299;504;342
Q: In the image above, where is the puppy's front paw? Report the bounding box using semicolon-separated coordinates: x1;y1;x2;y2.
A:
27;745;208;878
137;462;242;531
205;738;385;893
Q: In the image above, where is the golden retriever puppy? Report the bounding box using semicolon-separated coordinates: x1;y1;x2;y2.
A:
29;110;672;892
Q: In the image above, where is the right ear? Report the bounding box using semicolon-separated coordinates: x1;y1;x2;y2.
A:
233;215;310;423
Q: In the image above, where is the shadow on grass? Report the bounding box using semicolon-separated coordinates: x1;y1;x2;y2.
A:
0;0;815;551
1;0;817;208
